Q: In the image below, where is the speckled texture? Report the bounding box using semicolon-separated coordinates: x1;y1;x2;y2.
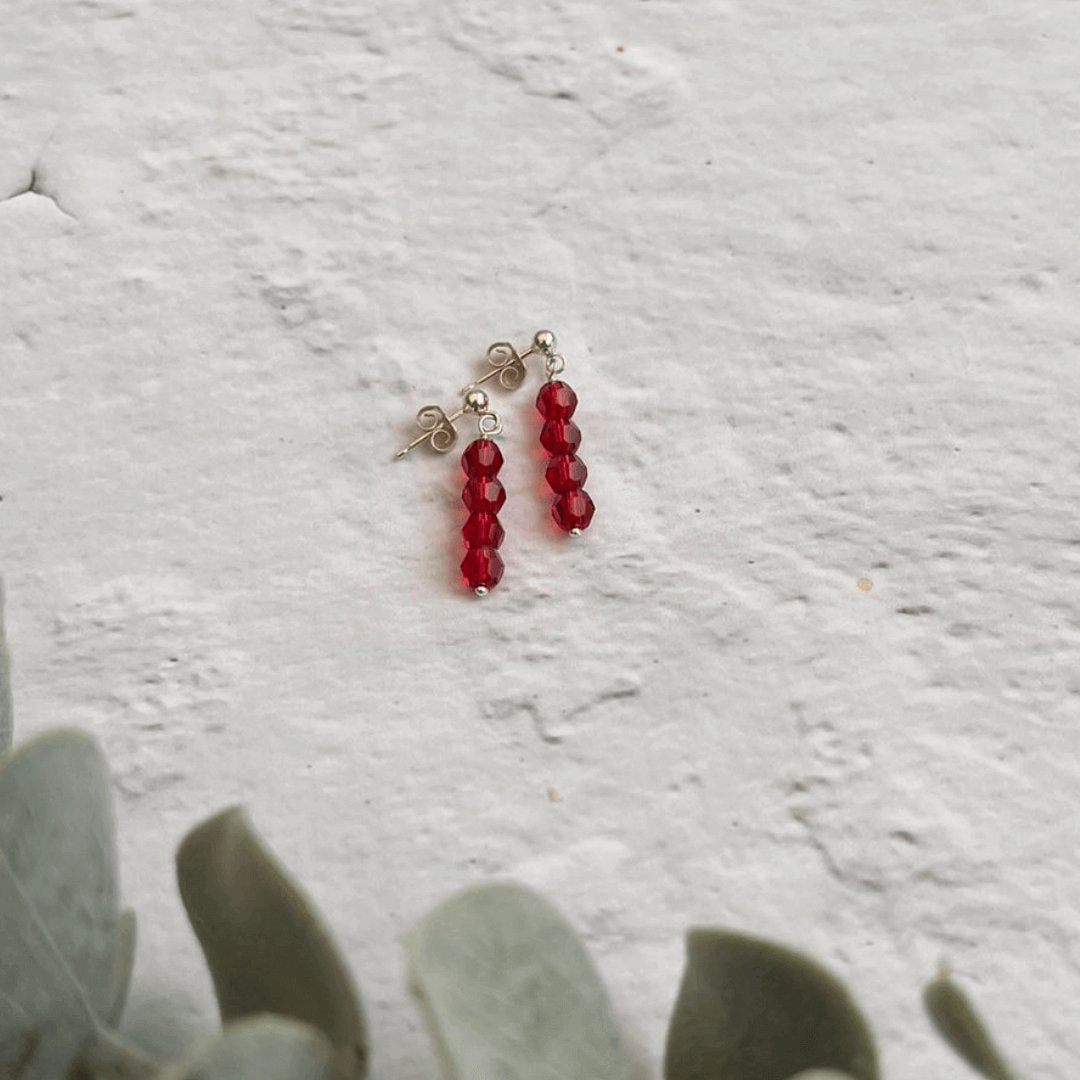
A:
2;1;1079;1077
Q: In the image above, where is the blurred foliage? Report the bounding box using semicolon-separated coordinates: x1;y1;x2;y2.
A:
177;807;367;1079
0;580;1023;1079
664;929;878;1080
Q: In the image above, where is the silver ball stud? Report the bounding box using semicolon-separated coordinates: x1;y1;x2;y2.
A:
464;388;490;413
474;585;489;597
533;329;557;354
569;527;582;537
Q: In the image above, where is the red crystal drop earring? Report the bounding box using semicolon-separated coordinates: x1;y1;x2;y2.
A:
396;388;507;597
462;329;596;537
531;331;595;536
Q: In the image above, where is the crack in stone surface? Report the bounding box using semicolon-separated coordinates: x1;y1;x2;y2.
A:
2;165;77;220
485;680;642;745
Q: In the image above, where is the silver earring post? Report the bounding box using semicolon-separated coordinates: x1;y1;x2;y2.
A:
395;388;502;459
460;329;561;395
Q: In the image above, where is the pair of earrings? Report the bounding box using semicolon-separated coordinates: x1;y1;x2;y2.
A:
396;330;595;597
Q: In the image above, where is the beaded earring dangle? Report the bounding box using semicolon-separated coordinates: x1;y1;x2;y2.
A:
396;388;508;596
463;330;595;536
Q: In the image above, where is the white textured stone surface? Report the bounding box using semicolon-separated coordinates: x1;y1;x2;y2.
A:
2;1;1079;1077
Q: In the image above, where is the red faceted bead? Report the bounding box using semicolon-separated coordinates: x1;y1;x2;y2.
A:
462;512;505;549
462;477;506;514
545;454;588;494
461;438;503;477
540;419;581;455
536;380;578;420
461;546;504;591
552;489;595;533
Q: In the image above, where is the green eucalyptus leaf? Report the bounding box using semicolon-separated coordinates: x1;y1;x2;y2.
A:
787;1072;860;1080
105;909;138;1027
924;972;1017;1080
664;929;879;1080
405;881;633;1080
0;729;119;1020
152;1016;335;1080
73;1026;157;1080
0;577;13;752
176;807;367;1079
0;851;95;1079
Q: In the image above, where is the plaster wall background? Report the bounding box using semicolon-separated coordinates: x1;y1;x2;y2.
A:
2;1;1079;1076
